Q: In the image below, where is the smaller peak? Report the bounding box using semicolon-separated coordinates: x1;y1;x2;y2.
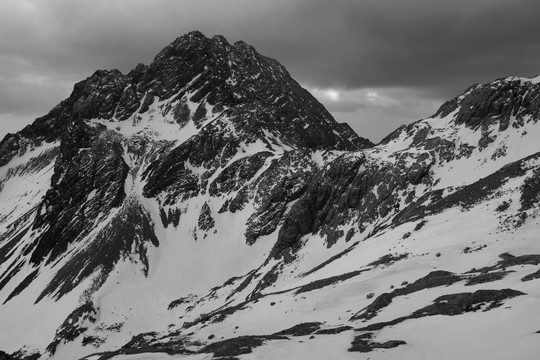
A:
83;69;125;86
493;76;513;82
133;63;146;72
506;74;540;85
211;34;230;45
233;40;258;56
233;40;250;49
481;75;540;88
233;40;247;46
91;69;123;78
127;63;147;81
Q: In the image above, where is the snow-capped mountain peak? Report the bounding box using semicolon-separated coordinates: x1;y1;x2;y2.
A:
0;33;539;360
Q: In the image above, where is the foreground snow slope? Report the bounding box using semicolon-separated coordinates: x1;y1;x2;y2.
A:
0;32;539;360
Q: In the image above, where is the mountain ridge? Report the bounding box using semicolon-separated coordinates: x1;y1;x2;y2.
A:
0;32;539;360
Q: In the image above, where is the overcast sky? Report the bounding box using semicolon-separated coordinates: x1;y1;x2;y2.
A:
2;0;540;142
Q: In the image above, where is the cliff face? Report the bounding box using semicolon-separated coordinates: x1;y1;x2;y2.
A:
0;33;539;360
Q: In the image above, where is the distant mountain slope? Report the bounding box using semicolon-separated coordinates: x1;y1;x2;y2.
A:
0;33;539;360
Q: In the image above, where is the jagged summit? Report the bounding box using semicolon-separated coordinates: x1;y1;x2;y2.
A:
11;31;370;153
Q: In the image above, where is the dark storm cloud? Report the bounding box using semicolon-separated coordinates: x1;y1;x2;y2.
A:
256;0;540;98
1;0;540;138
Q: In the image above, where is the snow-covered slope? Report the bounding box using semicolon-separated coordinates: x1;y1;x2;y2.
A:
0;32;539;360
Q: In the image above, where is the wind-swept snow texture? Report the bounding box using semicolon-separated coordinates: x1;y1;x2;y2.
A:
0;32;540;360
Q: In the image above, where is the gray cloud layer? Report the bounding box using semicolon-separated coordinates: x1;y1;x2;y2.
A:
1;0;540;140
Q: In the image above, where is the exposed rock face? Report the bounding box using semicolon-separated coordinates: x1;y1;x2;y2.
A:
198;202;215;231
0;134;24;167
245;150;315;245
46;303;97;355
1;32;540;360
35;197;159;303
437;78;540;131
30;123;130;265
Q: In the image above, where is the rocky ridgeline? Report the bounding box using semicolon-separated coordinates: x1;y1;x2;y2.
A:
0;32;540;359
437;77;540;130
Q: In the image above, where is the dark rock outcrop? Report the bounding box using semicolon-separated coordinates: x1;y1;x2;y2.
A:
435;78;540;131
349;332;406;353
356;288;525;332
29;123;129;265
46;302;97;355
198;202;215;231
36;198;159;303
